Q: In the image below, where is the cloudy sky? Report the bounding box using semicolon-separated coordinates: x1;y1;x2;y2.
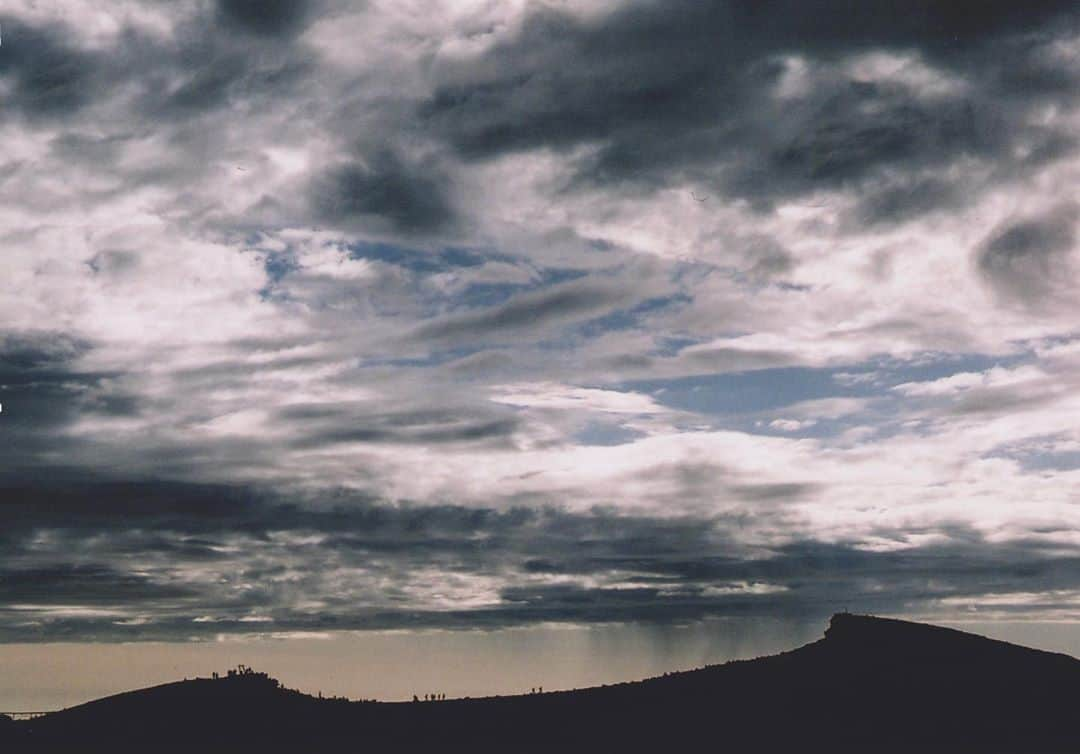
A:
3;0;1080;702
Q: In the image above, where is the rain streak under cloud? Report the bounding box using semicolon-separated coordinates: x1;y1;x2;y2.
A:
2;0;1080;646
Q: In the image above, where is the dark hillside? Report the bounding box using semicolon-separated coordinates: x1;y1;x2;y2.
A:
5;614;1079;753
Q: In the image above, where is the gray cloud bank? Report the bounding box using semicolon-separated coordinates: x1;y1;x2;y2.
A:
3;476;1075;642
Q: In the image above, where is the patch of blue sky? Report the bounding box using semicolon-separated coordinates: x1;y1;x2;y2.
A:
357;345;486;369
621;367;864;417
255;249;301;301
617;352;1033;421
985;433;1080;473
262;249;300;282
860;351;1030;389
456;268;589;310
1018;451;1080;472
575;294;692;339
574;421;648;447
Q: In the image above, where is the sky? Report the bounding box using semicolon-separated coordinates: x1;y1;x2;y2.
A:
2;0;1080;707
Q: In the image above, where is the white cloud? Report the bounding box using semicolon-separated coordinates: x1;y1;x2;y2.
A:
769;419;817;432
491;383;669;414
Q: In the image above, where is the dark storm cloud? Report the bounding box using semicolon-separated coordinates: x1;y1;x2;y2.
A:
850;176;965;226
0;480;248;556
216;0;316;38
2;9;314;209
495;537;1080;625
0;331;118;448
975;205;1077;306
4;474;1080;640
137;37;311;122
0;20;102;118
0;331;89;376
421;0;1077;206
277;404;522;449
159;54;250;114
0;565;195;605
709;87;989;205
0;14;287;124
312;152;457;235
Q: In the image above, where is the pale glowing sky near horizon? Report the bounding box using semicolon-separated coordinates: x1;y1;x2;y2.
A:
4;616;1080;711
2;0;1080;705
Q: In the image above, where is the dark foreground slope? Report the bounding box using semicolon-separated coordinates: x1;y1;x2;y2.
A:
4;614;1079;753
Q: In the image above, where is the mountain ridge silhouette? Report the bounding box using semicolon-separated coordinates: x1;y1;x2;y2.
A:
4;613;1079;752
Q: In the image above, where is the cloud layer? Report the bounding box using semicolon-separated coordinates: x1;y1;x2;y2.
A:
2;0;1080;641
